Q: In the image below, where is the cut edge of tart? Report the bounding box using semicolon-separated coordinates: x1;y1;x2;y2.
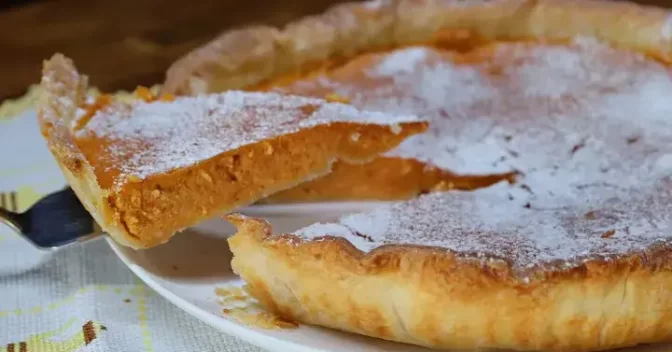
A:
37;54;426;249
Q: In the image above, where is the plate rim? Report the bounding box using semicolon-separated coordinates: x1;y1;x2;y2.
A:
106;237;325;352
238;200;393;216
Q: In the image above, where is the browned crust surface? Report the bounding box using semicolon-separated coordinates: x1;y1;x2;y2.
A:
227;214;672;351
37;54;427;248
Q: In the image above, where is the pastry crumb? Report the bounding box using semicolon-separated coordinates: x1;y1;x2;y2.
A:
215;285;298;330
222;308;298;329
215;286;246;298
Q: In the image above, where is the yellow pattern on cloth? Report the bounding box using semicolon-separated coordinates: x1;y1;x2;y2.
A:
0;318;106;352
0;86;41;120
134;281;154;352
3;186;46;213
0;85;163;120
0;286;134;318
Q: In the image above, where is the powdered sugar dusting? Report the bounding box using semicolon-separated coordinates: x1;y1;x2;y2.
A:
282;38;672;272
279;39;672;177
373;47;428;76
297;180;672;273
76;91;420;187
662;14;672;40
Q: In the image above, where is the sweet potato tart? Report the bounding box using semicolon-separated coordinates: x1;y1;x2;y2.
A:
164;0;672;350
36;54;426;248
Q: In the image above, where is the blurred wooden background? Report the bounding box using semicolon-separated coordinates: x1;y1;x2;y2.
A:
0;0;670;101
0;0;346;101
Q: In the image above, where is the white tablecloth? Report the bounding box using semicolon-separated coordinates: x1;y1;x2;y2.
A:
0;106;262;351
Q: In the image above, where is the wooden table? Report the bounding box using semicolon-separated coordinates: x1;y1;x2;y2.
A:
0;0;670;101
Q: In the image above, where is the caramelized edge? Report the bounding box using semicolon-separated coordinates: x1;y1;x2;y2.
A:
226;213;672;285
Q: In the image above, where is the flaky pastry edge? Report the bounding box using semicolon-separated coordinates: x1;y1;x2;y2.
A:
162;0;672;95
226;214;672;351
37;54;141;248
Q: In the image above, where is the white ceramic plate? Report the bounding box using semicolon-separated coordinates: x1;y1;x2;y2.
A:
108;202;672;352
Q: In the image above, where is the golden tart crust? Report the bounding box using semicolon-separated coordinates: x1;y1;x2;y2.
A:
37;54;426;248
227;206;672;352
163;0;672;96
164;0;672;351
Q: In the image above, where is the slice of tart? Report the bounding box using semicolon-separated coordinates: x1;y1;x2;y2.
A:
37;54;426;249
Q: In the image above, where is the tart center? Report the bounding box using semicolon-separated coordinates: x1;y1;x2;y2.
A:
266;37;672;269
